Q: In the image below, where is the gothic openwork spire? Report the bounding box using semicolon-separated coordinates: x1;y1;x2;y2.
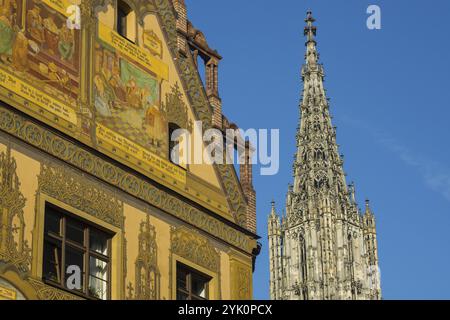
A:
268;11;381;300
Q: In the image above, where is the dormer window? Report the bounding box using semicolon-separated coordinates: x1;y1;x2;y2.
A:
117;1;136;42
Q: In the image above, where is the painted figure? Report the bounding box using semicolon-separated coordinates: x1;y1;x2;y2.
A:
12;30;29;71
0;0;15;63
126;77;141;109
58;25;74;61
27;6;45;45
108;63;127;103
43;15;59;55
94;74;113;117
146;106;164;140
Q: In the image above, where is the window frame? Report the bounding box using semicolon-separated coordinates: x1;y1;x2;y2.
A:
42;203;113;300
117;0;135;43
176;262;211;301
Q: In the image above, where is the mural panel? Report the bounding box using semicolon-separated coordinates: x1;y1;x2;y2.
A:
25;0;80;98
94;49;165;153
94;22;186;184
0;0;80;125
0;0;80;128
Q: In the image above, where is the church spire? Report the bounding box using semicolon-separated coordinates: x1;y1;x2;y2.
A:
293;10;344;201
269;11;381;300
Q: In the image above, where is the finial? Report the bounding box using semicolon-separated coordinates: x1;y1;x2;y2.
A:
365;199;372;214
269;200;277;216
349;182;356;203
304;10;317;42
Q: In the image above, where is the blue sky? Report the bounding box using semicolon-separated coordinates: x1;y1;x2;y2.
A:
185;0;450;299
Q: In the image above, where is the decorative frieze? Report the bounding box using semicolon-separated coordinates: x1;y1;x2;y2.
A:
0;105;253;253
230;258;252;300
170;226;220;273
28;278;82;300
37;163;124;229
0;147;31;275
127;216;160;300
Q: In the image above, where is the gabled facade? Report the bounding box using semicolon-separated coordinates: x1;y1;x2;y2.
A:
0;0;259;300
268;12;381;300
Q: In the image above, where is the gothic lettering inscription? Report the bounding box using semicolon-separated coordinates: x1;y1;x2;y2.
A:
143;30;163;58
96;123;186;184
98;23;168;80
0;68;77;124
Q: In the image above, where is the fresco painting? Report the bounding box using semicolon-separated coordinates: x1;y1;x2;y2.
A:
0;0;80;105
94;39;168;157
0;0;20;65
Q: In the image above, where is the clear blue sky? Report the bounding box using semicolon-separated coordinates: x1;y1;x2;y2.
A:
185;0;450;299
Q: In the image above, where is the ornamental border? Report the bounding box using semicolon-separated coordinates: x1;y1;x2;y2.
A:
0;104;254;253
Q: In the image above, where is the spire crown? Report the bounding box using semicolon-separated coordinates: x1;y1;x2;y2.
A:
270;200;277;217
303;11;320;68
365;199;373;215
304;10;317;43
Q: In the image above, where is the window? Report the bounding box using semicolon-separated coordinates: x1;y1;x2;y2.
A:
314;147;326;161
314;175;329;189
176;263;210;300
117;0;136;42
43;204;112;300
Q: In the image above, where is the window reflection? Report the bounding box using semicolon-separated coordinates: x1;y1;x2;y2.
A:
42;203;112;300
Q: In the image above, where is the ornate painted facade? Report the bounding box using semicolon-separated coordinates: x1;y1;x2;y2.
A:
268;12;381;300
0;0;259;300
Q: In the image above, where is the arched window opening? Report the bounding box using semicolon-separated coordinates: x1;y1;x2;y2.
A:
348;233;356;298
314;175;328;189
313;121;321;132
117;1;136;42
299;234;308;299
314;147;325;161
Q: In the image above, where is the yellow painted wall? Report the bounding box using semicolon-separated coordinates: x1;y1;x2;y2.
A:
11;149;40;271
0;1;256;301
98;4;115;29
0;141;253;300
141;14;221;189
96;5;221;190
0;0;237;224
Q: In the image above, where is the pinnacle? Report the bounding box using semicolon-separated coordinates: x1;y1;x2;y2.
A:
365;199;373;215
304;10;317;43
270;200;277;216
